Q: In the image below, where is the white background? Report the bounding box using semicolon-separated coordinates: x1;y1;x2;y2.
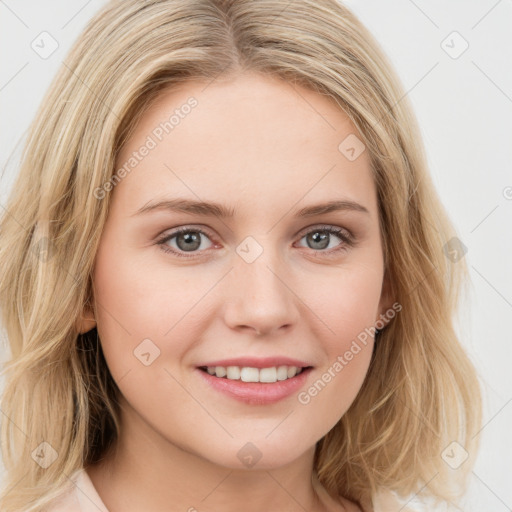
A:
1;1;511;510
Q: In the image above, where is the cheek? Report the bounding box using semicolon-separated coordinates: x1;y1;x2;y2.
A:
295;261;382;415
91;239;212;383
305;258;383;346
297;343;373;443
91;240;169;377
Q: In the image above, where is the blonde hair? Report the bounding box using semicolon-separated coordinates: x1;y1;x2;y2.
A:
0;0;481;510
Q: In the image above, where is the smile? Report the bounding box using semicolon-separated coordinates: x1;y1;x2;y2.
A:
196;365;314;405
199;365;310;383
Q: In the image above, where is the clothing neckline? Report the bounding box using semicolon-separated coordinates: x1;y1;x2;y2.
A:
72;467;110;512
70;466;416;512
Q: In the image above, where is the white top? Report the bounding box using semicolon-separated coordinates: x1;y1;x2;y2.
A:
46;468;109;512
46;467;420;512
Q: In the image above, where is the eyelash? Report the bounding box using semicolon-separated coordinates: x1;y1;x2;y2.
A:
155;225;355;259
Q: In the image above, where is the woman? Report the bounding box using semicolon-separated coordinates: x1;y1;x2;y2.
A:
0;0;481;510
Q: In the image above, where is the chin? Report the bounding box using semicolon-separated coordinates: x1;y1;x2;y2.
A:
200;440;312;471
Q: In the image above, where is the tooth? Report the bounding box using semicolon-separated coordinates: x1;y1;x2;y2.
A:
226;366;241;380
287;366;298;378
206;364;306;382
215;366;227;378
240;367;259;382
259;367;277;383
276;366;288;381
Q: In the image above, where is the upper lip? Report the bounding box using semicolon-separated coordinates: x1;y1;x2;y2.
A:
196;356;313;369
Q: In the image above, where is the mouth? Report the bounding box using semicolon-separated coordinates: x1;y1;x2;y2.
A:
196;364;314;404
198;365;314;383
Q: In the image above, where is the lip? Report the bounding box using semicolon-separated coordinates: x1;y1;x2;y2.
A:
195;366;314;405
195;356;312;369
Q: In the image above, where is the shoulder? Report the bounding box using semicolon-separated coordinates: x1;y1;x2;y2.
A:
45;469;82;512
45;467;110;512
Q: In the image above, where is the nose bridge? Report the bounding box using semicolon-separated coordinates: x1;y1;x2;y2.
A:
223;235;298;335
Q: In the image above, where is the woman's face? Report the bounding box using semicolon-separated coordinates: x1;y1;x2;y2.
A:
87;72;392;470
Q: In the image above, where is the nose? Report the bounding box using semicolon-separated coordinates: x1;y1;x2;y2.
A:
223;250;300;337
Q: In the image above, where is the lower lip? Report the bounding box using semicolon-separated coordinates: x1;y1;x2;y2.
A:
196;367;313;405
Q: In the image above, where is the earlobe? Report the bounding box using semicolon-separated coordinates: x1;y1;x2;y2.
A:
77;305;96;334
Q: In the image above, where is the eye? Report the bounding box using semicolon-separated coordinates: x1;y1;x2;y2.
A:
155;225;354;259
156;227;214;258
295;225;354;256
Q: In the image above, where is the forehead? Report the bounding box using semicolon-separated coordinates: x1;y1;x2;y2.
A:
113;72;377;219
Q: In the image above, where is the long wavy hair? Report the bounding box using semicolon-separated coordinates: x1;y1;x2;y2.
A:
0;0;481;510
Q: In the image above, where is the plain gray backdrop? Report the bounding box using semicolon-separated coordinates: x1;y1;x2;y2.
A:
1;1;511;510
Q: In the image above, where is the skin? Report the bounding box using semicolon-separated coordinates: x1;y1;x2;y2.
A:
80;71;393;512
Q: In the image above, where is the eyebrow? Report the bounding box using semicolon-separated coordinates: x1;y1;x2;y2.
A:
132;197;370;219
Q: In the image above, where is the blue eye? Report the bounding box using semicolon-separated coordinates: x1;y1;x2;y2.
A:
156;225;354;259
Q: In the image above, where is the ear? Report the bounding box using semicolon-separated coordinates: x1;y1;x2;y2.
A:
77;302;96;334
375;271;396;329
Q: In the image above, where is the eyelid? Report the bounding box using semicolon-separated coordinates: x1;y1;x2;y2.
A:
295;223;353;240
